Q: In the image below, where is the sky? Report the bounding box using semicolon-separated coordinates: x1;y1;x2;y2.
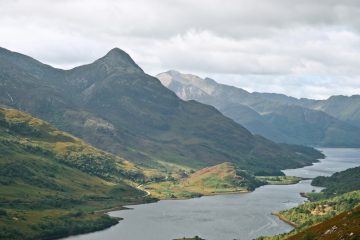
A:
1;0;360;99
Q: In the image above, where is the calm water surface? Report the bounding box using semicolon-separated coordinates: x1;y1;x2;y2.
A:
66;148;360;240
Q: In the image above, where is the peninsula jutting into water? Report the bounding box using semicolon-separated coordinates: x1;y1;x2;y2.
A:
64;148;360;240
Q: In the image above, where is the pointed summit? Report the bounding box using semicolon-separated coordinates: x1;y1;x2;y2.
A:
97;47;143;71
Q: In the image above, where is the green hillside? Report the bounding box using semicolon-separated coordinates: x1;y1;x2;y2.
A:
287;205;360;240
143;162;264;199
277;191;360;229
0;47;322;175
0;107;150;240
259;166;360;240
311;166;360;198
259;191;360;240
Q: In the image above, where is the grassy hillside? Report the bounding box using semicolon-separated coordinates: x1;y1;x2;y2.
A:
310;166;360;199
287;205;360;240
277;191;360;229
259;165;360;240
256;176;302;185
0;47;322;176
258;191;360;240
0;107;151;239
143;162;264;199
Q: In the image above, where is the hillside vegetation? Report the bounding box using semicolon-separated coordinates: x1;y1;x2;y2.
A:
287;205;360;240
143;162;264;199
277;191;360;229
0;47;323;176
259;191;360;240
0;107;151;240
259;166;360;240
311;166;360;198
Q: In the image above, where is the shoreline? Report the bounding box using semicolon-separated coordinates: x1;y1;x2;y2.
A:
156;189;251;201
61;176;309;239
271;212;299;228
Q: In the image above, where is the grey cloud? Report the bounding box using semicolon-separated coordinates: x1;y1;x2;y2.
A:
0;0;359;99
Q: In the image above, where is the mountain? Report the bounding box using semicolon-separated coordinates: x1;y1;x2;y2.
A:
0;107;147;240
0;47;322;175
306;95;360;129
311;166;360;198
157;70;360;147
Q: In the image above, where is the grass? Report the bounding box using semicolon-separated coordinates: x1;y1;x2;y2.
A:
0;107;153;239
311;166;360;198
258;191;360;240
256;176;303;185
287;205;360;240
259;166;360;240
143;162;264;199
278;191;360;229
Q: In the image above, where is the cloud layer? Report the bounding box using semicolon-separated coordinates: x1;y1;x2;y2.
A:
1;0;359;99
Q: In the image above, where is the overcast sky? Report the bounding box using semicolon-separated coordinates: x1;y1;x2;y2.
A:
1;0;360;99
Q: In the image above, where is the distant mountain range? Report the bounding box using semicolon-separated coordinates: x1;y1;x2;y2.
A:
0;47;322;175
157;70;360;147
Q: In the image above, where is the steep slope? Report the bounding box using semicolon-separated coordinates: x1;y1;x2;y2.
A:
157;70;360;147
0;107;147;239
308;95;360;129
262;105;360;146
287;205;360;240
0;47;322;175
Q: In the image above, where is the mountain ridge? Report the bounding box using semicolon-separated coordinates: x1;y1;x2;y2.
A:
0;47;322;175
157;70;360;147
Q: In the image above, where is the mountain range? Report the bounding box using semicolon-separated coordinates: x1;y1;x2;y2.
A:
157;70;360;147
0;47;322;175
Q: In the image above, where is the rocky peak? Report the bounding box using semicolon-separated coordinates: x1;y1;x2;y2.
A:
96;47;143;72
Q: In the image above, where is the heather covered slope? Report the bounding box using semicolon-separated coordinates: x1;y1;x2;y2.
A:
287;205;360;240
0;107;148;239
157;70;360;147
0;47;322;175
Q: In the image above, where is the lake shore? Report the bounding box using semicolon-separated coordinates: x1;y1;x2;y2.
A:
271;212;298;228
64;148;360;240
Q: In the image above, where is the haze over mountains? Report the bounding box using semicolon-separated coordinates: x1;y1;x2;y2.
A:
157;70;360;147
0;47;322;176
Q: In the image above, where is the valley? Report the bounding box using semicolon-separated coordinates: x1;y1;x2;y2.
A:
63;148;360;240
0;47;358;240
1;2;360;240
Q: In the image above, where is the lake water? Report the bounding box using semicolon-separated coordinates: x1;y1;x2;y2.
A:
65;148;360;240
